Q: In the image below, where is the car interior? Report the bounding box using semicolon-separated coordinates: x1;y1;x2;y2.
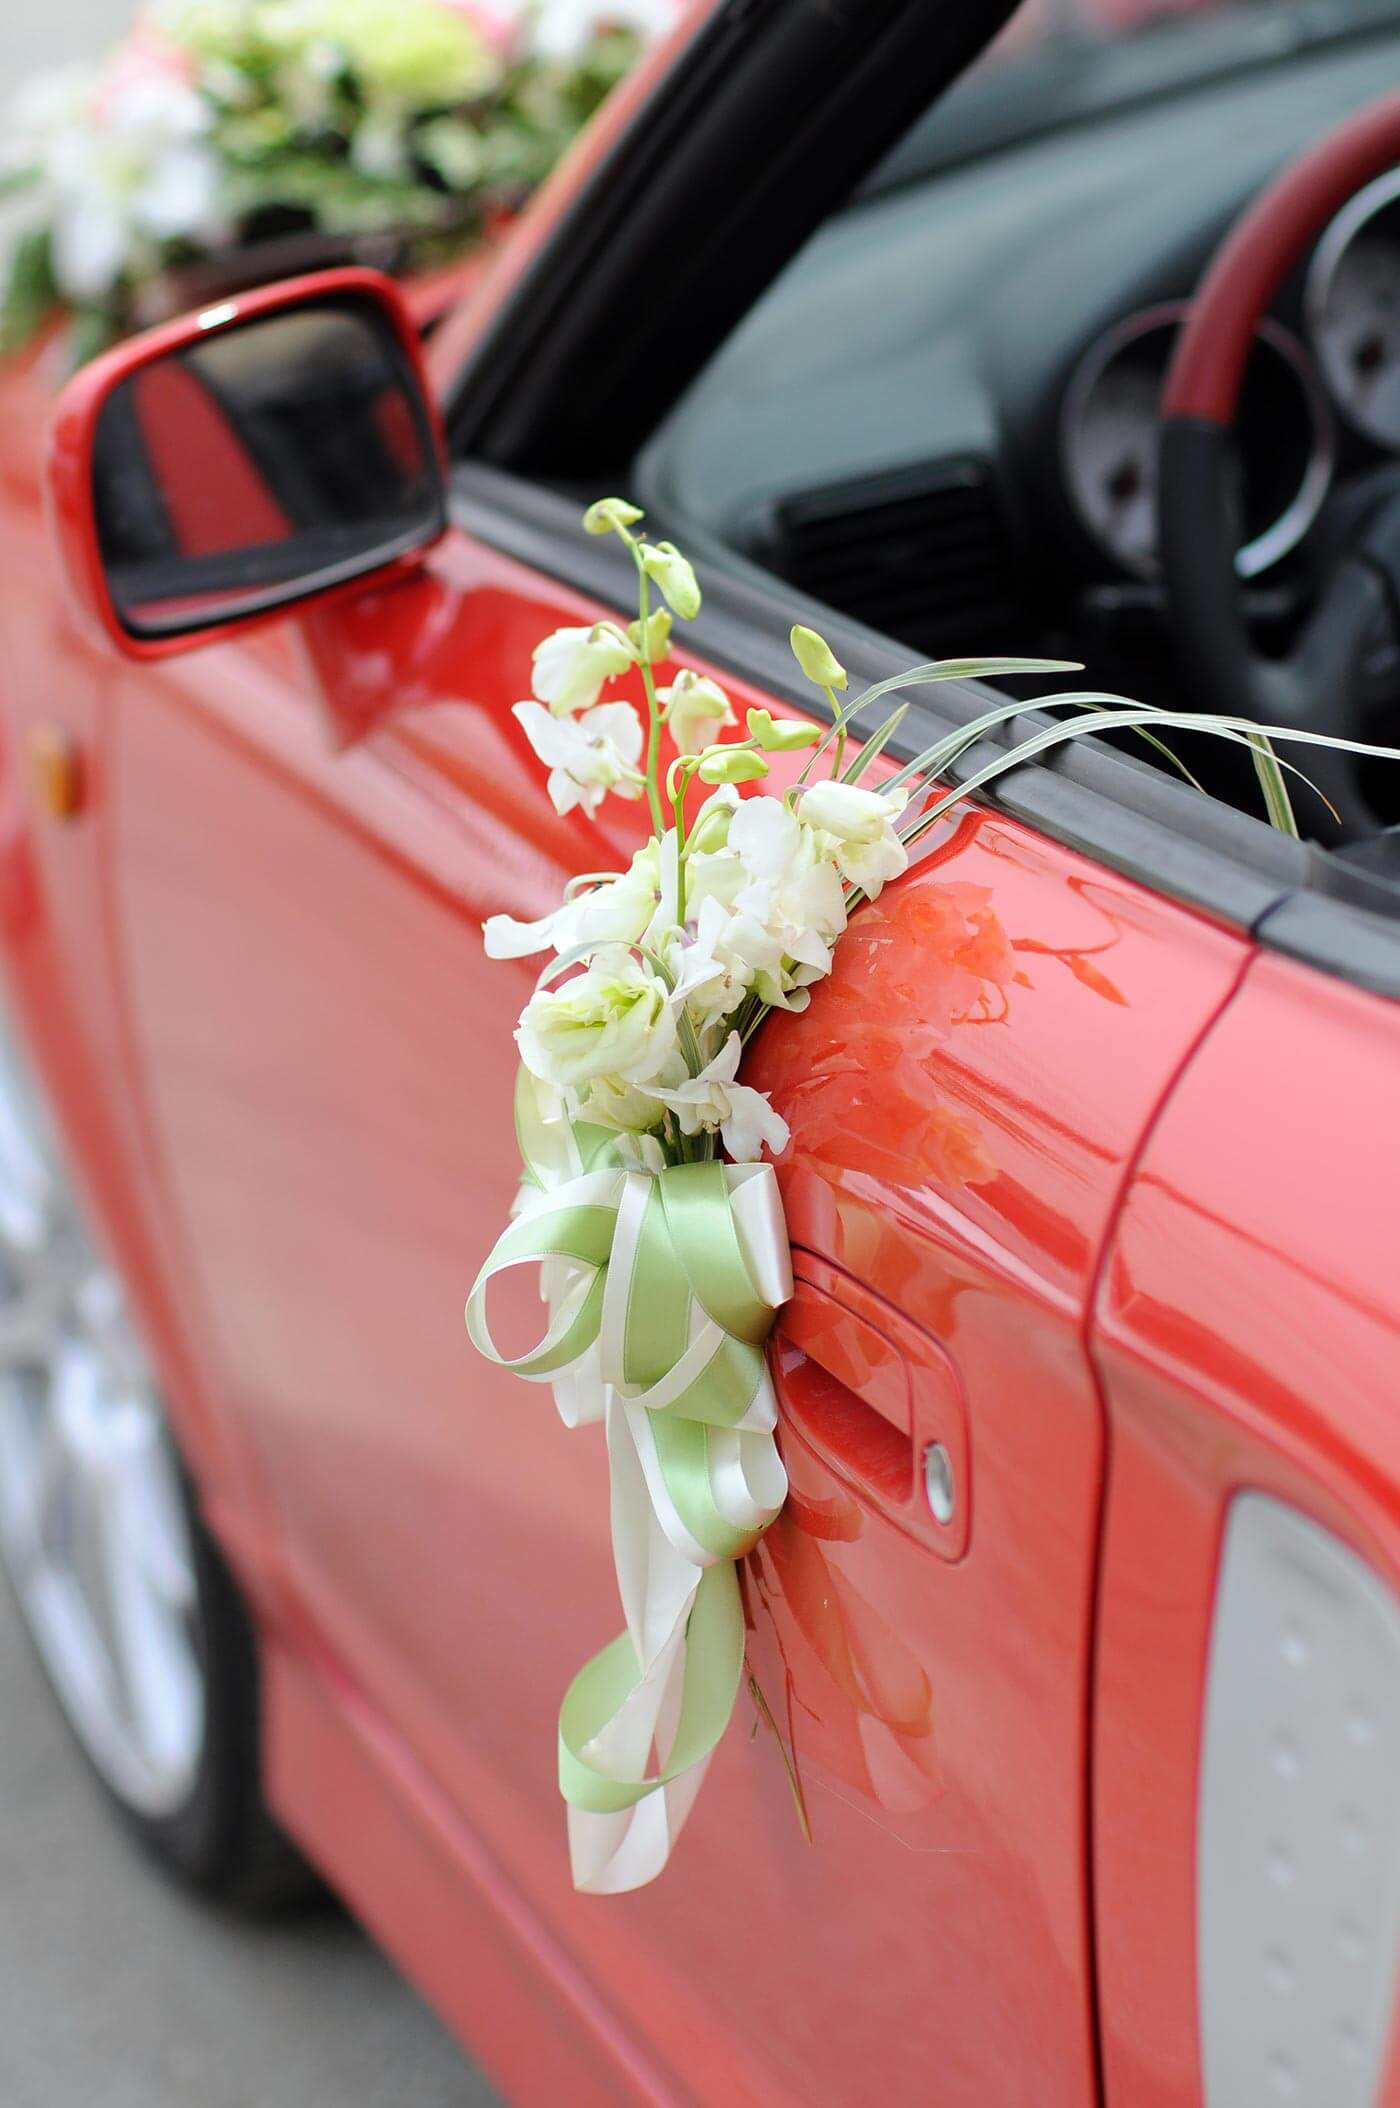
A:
632;0;1400;843
443;0;1400;994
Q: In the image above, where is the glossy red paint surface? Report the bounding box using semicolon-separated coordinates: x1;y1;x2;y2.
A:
6;37;1400;2096
100;572;1249;2102
0;274;1270;2095
1093;951;1400;2108
46;267;447;660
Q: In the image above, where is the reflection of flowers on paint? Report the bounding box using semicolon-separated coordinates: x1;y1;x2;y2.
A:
758;853;1135;1197
760;875;1020;1192
746;1469;945;1829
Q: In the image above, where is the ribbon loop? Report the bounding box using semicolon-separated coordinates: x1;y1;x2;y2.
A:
465;1077;792;1892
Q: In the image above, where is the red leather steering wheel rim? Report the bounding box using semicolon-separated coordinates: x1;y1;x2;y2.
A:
1163;88;1400;426
1156;91;1400;839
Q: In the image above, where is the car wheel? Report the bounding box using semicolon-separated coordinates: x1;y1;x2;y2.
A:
0;1009;311;1907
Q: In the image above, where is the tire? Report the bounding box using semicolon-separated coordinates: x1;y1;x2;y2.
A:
0;1007;314;1909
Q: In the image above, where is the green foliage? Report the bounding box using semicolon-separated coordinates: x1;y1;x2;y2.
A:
0;230;57;357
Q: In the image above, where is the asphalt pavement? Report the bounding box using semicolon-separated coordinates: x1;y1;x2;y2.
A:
0;9;498;2103
0;1596;496;2107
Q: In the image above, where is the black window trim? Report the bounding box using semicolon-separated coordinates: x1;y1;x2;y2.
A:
451;460;1400;999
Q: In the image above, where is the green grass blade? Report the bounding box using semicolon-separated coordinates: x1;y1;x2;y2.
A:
1246;731;1299;838
841;703;909;782
894;704;1356;847
803;656;1080;780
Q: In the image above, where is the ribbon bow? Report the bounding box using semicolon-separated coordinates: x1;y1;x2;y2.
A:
466;1072;790;1893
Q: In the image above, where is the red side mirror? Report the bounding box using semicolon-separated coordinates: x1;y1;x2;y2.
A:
46;266;448;659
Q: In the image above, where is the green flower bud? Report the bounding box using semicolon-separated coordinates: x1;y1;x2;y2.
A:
747;706;821;752
582;496;645;537
696;746;770;785
790;624;848;691
627;609;673;661
640;541;702;621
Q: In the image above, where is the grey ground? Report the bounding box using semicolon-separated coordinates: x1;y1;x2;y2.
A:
0;8;495;2103
0;1603;496;2107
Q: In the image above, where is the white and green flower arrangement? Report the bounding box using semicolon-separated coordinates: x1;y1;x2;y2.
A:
0;0;668;363
465;495;1400;1892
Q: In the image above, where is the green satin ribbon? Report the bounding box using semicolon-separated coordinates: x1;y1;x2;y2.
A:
465;1072;788;1864
557;1562;744;1817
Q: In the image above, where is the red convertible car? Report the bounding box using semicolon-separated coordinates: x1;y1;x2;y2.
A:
5;0;1400;2101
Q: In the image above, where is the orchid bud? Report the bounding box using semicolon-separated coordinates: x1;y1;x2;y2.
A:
661;670;736;755
640;541;702;621
747;707;821;752
687;785;738;853
789;625;848;691
627;610;673;661
696;746;769;785
582;496;645;536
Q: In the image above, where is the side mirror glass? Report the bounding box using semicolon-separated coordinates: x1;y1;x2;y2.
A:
50;273;447;651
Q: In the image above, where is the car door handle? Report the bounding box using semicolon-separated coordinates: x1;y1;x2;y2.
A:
772;1253;970;1561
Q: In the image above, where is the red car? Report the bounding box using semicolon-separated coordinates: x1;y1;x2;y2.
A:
4;1;1400;2101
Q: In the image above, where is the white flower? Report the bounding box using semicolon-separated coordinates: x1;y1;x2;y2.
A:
484;842;660;960
25;67;226;302
728;796;848;975
351;107;409;178
798;779;908;898
29;60;227;303
653;1034;789;1164
516;947;676;1099
530;0;680;56
531;624;634;715
573;1073;671;1139
659;670;735;756
513;700;644;818
666;895;782;1030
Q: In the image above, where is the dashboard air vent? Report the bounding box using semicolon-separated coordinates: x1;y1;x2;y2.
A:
774;458;1021;655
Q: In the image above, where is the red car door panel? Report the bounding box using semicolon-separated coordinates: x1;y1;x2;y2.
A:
1092;952;1400;2108
103;507;1250;2103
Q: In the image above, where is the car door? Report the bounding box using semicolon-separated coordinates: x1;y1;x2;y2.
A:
1091;950;1400;2108
86;3;1258;2101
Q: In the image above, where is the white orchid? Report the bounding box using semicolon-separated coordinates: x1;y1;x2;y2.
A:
728;796;848;977
512;700;645;818
652;1034;790;1165
498;508;937;1178
659;670;735;756
531;624;636;715
516;946;676;1100
530;0;682;58
798;778;910;898
17;56;226;303
484;842;660;960
665;895;783;1030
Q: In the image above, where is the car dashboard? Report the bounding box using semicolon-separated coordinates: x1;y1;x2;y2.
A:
638;19;1400;713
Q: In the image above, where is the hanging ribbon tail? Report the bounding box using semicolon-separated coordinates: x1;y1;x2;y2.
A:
467;1083;793;1892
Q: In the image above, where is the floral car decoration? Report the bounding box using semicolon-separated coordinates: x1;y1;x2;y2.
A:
466;497;1400;1893
0;0;671;362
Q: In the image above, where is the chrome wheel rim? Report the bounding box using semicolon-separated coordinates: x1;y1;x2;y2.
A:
0;1021;203;1817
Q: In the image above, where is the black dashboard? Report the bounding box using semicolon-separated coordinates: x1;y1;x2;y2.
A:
638;16;1400;705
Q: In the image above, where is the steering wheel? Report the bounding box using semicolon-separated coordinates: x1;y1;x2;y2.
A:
1159;89;1400;839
